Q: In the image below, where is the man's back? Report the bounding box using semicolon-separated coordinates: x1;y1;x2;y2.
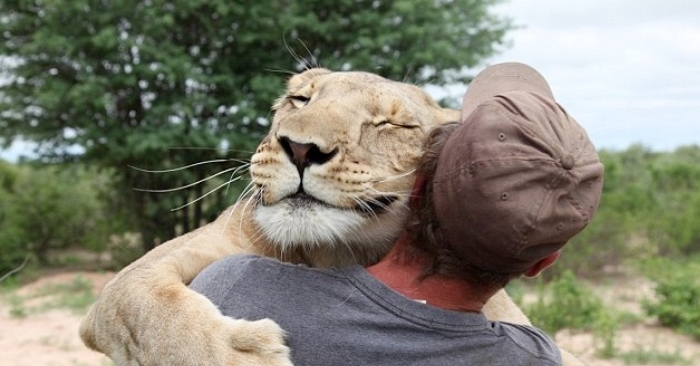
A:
190;255;562;366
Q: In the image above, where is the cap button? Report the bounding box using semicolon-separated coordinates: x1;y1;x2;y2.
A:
561;154;575;170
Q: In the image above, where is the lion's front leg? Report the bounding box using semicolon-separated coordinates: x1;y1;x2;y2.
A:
79;208;292;366
482;289;531;325
80;266;293;366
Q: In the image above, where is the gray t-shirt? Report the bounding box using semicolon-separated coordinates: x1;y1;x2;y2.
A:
190;255;562;366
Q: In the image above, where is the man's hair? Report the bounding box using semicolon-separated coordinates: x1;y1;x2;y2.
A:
406;122;517;291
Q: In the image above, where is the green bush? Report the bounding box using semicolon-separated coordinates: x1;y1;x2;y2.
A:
618;346;690;366
520;271;621;358
524;270;608;334
0;162;31;274
642;258;700;340
551;207;630;279
546;147;655;279
0;163;128;274
646;154;700;257
553;145;700;278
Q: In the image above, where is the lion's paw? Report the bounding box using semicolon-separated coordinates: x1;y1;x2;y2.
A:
219;317;293;366
226;317;288;353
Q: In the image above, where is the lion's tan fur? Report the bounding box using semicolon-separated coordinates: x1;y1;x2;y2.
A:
79;69;584;366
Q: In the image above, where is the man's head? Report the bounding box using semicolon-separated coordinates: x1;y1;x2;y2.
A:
432;62;604;276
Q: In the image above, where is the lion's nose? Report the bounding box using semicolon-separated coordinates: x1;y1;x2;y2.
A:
278;136;338;176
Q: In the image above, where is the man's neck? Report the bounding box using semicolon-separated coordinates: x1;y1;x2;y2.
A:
365;232;493;313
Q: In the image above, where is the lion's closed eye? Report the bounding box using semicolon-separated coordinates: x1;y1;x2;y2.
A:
289;95;310;108
373;116;419;129
374;117;391;127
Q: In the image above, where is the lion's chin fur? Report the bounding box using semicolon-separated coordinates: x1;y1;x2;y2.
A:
252;201;404;268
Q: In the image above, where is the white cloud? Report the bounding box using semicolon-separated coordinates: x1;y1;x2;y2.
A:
483;0;700;150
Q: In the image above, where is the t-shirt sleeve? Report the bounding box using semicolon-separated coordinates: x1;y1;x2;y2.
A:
497;322;563;366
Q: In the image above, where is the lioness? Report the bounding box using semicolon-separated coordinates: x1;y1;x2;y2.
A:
80;68;584;366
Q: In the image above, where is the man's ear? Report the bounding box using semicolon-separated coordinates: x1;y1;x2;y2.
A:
410;173;428;209
523;251;560;278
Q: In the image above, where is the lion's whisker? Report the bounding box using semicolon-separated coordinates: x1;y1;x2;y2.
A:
367;188;412;201
164;146;229;152
133;166;247;194
238;182;258;207
226;184;260;247
222;164;252;196
371;169;416;184
0;256;28;283
222;180;257;237
240;206;263;248
239;192;260;230
170;176;246;212
296;39;320;69
352;197;380;221
262;67;296;76
128;159;248;174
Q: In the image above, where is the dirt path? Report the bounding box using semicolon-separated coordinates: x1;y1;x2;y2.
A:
0;306;111;366
1;271;698;366
0;272;113;366
557;324;700;366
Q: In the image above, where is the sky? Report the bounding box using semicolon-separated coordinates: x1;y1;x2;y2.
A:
2;0;699;161
480;0;700;151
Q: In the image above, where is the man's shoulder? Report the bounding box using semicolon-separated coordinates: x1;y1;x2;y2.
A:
191;254;356;290
195;254;306;280
495;322;563;365
208;253;279;270
195;254;265;277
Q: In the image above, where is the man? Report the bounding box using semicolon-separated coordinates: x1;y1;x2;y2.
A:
190;62;604;366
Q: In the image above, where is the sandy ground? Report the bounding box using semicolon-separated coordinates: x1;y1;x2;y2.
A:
1;271;699;366
0;272;113;366
555;273;700;365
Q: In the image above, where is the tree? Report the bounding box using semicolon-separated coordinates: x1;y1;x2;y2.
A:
0;160;27;274
0;0;513;252
0;162;119;271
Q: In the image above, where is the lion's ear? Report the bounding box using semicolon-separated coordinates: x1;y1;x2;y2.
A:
436;108;461;127
287;68;332;90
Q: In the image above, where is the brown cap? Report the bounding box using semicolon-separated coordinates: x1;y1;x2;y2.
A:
432;62;604;274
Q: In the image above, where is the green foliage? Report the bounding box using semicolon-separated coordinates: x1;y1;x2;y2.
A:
0;205;28;275
552;207;630;279
524;271;608;334
105;232;145;269
554;144;700;278
520;271;624;358
0;162;31;274
646;158;700;257
618;346;690;366
0;162;125;273
0;0;513;251
592;310;618;359
642;258;700;341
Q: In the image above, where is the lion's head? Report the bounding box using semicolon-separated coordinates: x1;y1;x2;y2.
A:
249;68;459;266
